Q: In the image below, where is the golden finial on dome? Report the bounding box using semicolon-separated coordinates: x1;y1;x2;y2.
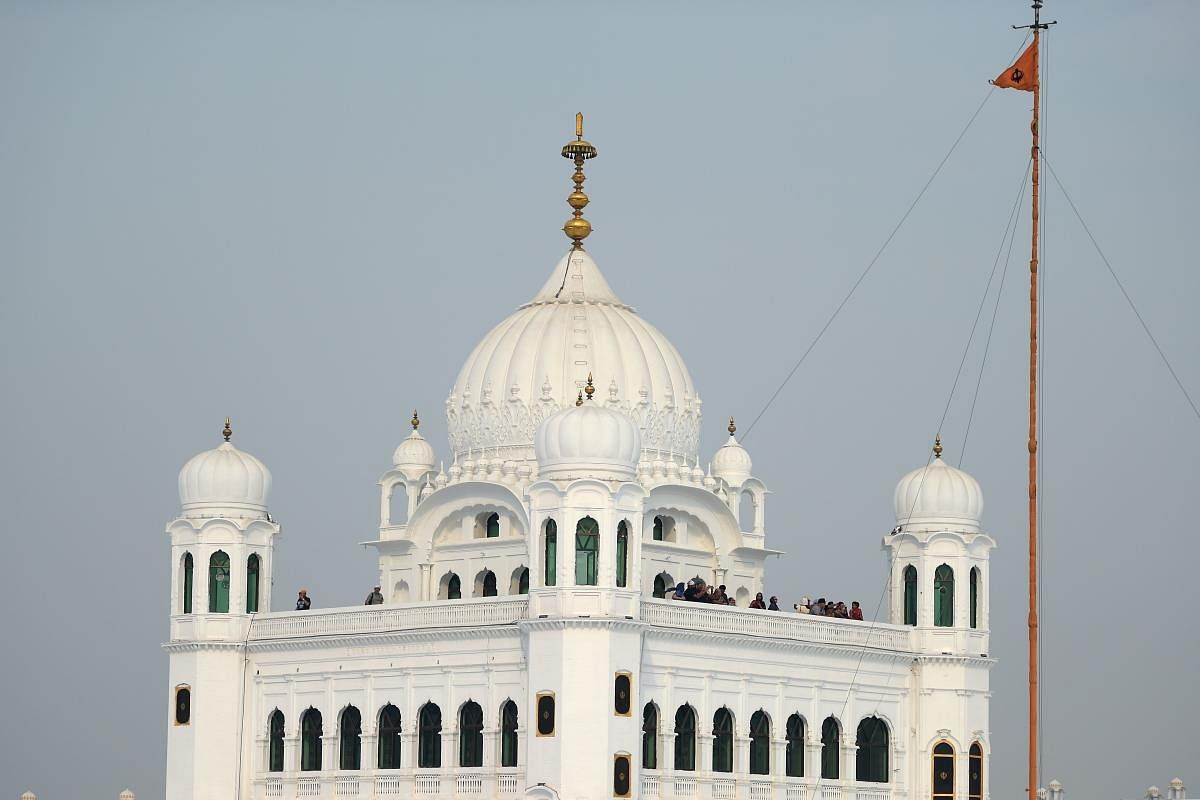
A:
411;410;420;430
576;390;584;407
933;434;943;459
728;416;737;436
223;417;232;442
561;112;598;250
584;373;595;400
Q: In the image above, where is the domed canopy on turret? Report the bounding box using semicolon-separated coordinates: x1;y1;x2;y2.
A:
711;417;752;486
178;419;271;518
893;438;983;532
534;378;641;481
392;410;436;480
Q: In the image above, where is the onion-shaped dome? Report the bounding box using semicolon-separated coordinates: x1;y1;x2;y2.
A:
392;411;436;480
447;249;700;464
534;396;642;482
178;423;271;518
711;417;753;486
893;440;984;531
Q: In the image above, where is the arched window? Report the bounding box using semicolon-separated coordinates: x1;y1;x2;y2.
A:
642;703;658;769
969;742;983;800
388;482;408;526
749;710;770;775
300;708;323;771
377;704;402;769
486;512;500;538
575;516;599;585
970;567;980;629
934;564;954;626
615;521;629;588
182;553;193;614
652;573;667;598
208;551;230;613
820;717;840;779
246;553;261;613
739;491;755;531
459;700;484;767
418;703;442;768
785;714;805;777
855;717;889;782
544;519;557;587
500;700;518;768
268;709;285;772
903;564;917;626
174;686;191;725
712;708;734;773
674;705;696;771
340;706;362;770
932;742;955;800
517;567;529;595
653;516;664;541
446;573;461;600
482;571;497;597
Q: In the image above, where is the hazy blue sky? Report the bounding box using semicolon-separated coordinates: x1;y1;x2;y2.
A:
2;1;1197;798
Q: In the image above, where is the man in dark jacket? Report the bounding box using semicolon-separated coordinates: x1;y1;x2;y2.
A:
365;586;384;605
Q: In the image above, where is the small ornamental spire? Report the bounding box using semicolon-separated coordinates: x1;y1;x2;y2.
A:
584;373;595;401
561;112;598;250
223;417;232;442
411;410;420;430
576;390;584;407
728;416;737;436
933;434;943;459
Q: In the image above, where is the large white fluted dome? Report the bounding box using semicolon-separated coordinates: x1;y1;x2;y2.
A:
534;400;642;481
178;440;271;517
447;249;700;464
893;455;983;532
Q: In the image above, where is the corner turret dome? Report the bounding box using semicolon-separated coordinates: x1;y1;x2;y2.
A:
392;411;436;480
178;423;271;518
711;417;752;486
893;443;983;532
534;390;641;482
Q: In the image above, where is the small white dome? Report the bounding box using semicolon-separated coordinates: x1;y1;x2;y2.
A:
893;452;983;531
711;419;753;486
393;429;436;479
178;438;271;518
534;398;641;481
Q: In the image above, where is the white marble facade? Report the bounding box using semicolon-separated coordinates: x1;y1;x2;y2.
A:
163;248;995;800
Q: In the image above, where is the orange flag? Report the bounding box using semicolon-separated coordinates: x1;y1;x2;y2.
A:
992;40;1038;91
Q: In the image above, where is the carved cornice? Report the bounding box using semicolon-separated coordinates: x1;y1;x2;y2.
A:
246;625;523;654
162;640;247;653
643;627;916;664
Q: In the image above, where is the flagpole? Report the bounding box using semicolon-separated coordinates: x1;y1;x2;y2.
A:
1027;9;1041;797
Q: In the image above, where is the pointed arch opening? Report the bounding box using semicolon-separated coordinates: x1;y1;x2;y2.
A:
933;742;955;800
543;519;557;587
388;482;409;526
377;704;402;769
855;716;888;782
475;569;497;598
712;707;734;773
616;520;629;587
575;516;599;585
486;512;500;538
500;700;519;768
903;564;917;625
642;703;659;769
749;710;771;775
969;742;984;800
300;707;323;771
652;515;664;540
934;564;954;626
439;572;462;600
739;491;755;531
246;553;261;613
418;703;442;768
674;704;696;771
339;705;362;770
510;565;530;595
268;709;285;772
820;716;840;779
208;550;230;613
785;714;805;778
459;700;483;767
181;552;193;614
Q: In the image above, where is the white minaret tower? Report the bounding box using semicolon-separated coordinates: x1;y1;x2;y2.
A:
524;377;647;799
884;436;995;800
164;419;280;800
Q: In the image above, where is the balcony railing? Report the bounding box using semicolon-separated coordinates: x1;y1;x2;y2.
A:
248;597;530;641
641;598;913;652
254;771;523;800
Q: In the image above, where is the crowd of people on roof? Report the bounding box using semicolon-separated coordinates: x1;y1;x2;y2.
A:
668;578;864;620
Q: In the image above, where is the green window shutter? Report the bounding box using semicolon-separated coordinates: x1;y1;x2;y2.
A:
855;717;889;782
459;702;483;767
418;704;442;768
268;710;285;772
785;714;805;777
821;717;840;779
501;701;518;767
749;711;770;775
544;520;557;587
970;568;979;629
183;553;193;614
674;706;695;771
246;554;260;613
575;517;599;586
615;523;628;587
642;705;658;769
712;708;733;773
903;565;917;626
340;706;361;770
208;551;230;613
301;708;323;771
377;705;402;769
486;513;500;538
934;564;954;627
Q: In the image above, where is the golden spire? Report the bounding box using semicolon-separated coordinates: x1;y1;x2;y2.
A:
411;410;420;431
576;390;584;407
561;112;598;249
223;417;232;442
584;373;595;401
933;434;943;459
728;417;737;436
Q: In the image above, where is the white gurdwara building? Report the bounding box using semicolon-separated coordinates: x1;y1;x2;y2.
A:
163;123;995;800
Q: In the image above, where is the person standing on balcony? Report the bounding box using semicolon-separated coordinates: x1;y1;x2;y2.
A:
850;601;864;621
750;592;766;609
295;589;311;611
768;596;781;611
365;586;384;605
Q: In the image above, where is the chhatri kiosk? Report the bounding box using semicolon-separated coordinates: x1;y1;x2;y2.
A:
163;118;994;800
